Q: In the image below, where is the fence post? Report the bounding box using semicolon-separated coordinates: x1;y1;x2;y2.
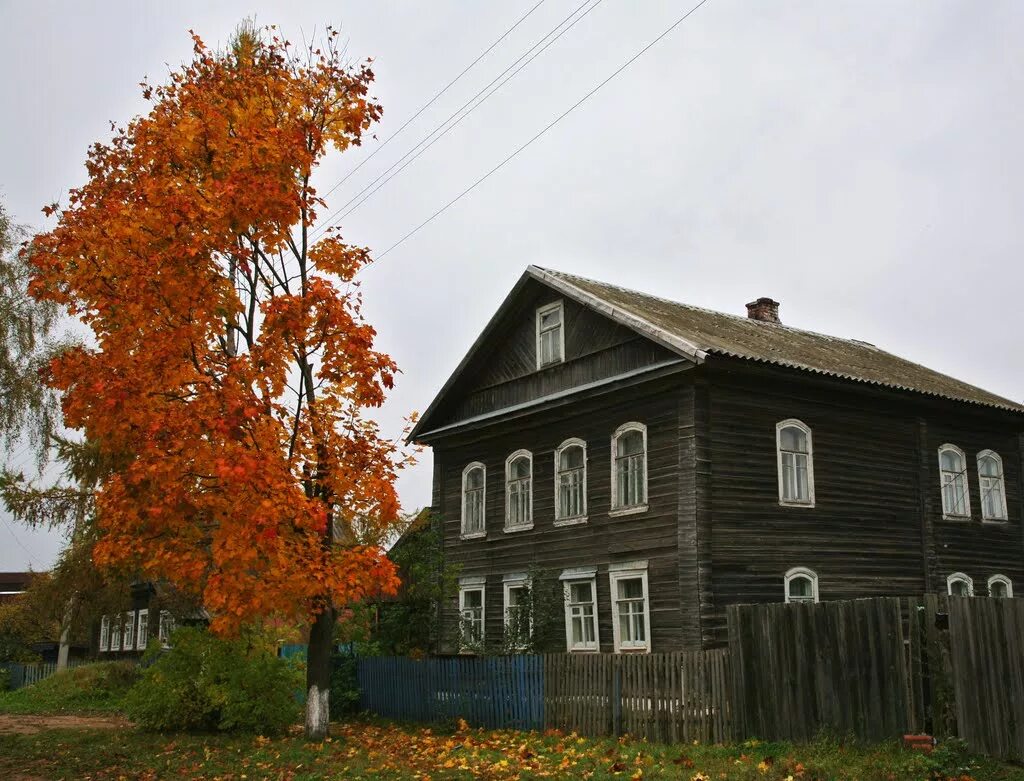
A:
611;658;622;737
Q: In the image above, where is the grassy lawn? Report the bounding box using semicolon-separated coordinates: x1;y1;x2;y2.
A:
0;661;138;714
1;717;1023;781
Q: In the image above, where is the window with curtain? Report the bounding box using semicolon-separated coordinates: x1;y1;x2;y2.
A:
459;586;485;651
777;420;814;505
612;423;647;512
555;439;587;522
610;568;650;652
461;463;486;536
977;450;1007;521
939;445;970;518
505;451;532;529
536;301;564;368
785;567;819;603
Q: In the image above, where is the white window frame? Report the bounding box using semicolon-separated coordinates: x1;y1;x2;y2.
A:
460;462;487;540
784;566;820;604
610;422;648;516
137;608;149;649
947;572;974;597
535;300;565;369
110;614;122;652
554;437;588;525
938;444;971;520
99;615;110;653
609;560;651;654
977;450;1008;522
560;567;600;653
988;574;1013;598
776;419;815;507
123;611;135;651
458;576;486;653
158;610;175;648
504;450;534;532
503;573;532;650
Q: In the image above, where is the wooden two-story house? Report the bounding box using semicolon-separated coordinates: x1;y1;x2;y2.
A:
408;266;1024;654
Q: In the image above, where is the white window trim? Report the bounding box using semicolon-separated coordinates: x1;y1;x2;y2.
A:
503;573;532;649
977;449;1008;522
554;437;588;525
938;444;971;520
123;611;135;651
535;300;565;369
504;449;534;532
460;461;487;540
137;608;149;649
784;566;820;604
610;422;648;516
561;567;600;653
776;419;815;507
947;572;974;597
458;576;486;654
99;615;110;653
988;574;1013;598
158;610;174;648
110;614;122;652
609;561;651;654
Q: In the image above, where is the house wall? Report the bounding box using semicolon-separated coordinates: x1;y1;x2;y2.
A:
701;362;1024;645
432;373;694;654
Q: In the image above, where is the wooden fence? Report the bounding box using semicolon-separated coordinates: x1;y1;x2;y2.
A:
6;659;88;690
359;595;1024;759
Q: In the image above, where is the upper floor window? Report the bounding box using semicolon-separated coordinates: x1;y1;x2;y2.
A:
947;572;973;597
461;462;486;538
561;568;599;652
611;423;647;513
939;445;970;519
784;567;819;604
555;438;587;524
609;562;650;653
777;419;814;506
977;450;1008;521
536;301;564;368
504;451;533;531
459;577;486;653
988;574;1013;599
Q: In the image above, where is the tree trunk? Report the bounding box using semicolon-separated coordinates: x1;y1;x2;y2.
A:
56;598;74;671
304;603;336;741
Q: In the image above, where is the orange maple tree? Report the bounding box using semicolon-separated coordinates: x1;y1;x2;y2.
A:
28;26;407;737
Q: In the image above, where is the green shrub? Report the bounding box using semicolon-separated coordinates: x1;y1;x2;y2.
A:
123;626;302;734
0;661;139;713
329;652;359;718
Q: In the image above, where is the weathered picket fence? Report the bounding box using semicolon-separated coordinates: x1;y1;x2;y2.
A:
6;659;88;690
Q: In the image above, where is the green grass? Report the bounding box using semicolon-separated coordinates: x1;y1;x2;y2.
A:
1;718;1023;780
0;661;138;714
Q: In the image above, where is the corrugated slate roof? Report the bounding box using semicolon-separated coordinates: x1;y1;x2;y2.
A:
535;267;1024;413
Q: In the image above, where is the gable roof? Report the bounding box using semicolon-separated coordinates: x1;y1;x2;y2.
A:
533;266;1024;414
409;266;1023;441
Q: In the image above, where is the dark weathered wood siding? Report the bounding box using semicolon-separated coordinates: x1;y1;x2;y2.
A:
432;374;693;654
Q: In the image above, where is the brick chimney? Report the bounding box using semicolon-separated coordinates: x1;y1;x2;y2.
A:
746;297;781;324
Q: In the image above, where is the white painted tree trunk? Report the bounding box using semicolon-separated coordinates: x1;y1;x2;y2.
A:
305;684;330;741
56;599;74;671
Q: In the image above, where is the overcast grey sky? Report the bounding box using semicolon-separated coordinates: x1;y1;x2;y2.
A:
1;0;1022;570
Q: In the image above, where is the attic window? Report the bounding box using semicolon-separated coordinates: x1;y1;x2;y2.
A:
536;301;564;368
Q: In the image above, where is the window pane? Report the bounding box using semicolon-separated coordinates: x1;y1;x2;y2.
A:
560;445;584;470
617;577;644;600
540;307;561;329
570;582;592;603
979;455;998;478
509;456;530;479
788;576;813;600
940;449;963;472
991;581;1007;598
466;467;483;489
780;426;807;452
464;589;482;608
616;430;643;457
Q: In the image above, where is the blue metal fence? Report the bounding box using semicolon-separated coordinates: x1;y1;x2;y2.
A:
358;655;544;730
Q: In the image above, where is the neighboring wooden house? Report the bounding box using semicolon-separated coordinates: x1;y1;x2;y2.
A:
0;571;33;604
95;582;181;659
409;266;1024;654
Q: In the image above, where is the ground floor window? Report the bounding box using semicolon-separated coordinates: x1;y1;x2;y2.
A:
947;572;974;597
561;567;599;652
784;567;819;603
137;609;149;649
988;575;1013;599
99;615;110;652
503;574;531;650
110;614;122;651
158;611;176;647
122;611;135;650
458;577;486;652
609;562;650;653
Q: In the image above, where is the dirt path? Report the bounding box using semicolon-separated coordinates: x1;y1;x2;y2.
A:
0;712;130;735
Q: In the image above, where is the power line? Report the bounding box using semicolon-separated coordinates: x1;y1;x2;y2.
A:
310;0;602;240
375;0;712;261
2;516;43;568
316;0;548;204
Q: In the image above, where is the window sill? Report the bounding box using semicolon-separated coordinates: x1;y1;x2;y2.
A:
609;505;648;518
460;531;487;541
503;523;534;534
981;518;1009;525
940;514;971;522
778;500;815;508
554;516;588;527
615;646;651;654
567;647;599;654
